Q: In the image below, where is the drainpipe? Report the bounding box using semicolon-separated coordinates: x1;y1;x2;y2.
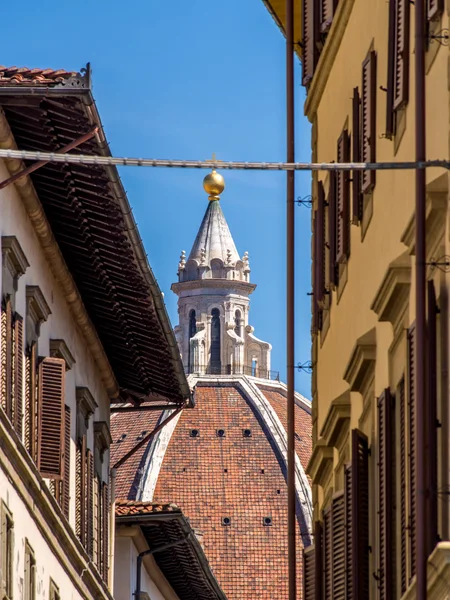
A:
109;467;117;593
134;534;190;600
414;0;426;598
285;0;296;599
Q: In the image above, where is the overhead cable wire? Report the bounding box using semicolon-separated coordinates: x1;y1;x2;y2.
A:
0;148;448;171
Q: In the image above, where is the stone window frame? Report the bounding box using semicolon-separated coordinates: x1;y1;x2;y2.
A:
75;387;97;442
49;339;76;371
1;500;14;600
49;578;60;600
94;421;112;475
25;286;51;348
24;539;36;600
2;236;29;310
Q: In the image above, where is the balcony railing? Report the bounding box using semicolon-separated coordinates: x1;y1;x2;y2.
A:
186;364;280;381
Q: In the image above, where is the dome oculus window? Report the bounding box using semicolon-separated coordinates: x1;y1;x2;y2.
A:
190;429;200;438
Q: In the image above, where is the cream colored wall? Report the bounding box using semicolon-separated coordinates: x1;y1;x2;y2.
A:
0;156;113;598
114;535;179;600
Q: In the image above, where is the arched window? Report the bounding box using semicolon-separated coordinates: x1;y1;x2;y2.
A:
188;310;196;373
210;308;221;374
234;310;242;337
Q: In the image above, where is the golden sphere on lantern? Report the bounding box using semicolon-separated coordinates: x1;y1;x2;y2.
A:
203;170;225;200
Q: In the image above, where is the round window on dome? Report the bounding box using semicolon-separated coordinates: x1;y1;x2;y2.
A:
243;429;252;438
263;516;273;527
190;429;200;438
222;517;231;526
217;429;226;438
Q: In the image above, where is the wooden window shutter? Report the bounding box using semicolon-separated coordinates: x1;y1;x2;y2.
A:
314;520;323;600
361;51;377;194
351;429;370;599
328;172;338;286
13;314;24;439
427;280;438;554
93;477;101;569
86;449;94;557
62;405;71;519
37;357;65;479
320;0;338;32
317;182;326;307
102;483;110;582
303;545;315;600
398;376;407;593
25;344;37;461
407;324;416;580
336;130;350;263
393;0;410;111
351;88;362;223
302;0;319;86
313;210;320;333
428;0;443;21
344;464;353;599
75;435;87;545
331;492;345;599
323;508;332;598
377;389;396;599
1;299;13;419
385;0;396;139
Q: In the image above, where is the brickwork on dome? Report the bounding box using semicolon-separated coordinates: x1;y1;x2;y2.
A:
153;384;309;600
110;410;162;499
257;386;313;485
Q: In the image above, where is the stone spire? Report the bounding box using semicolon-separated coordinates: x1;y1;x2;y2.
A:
172;168;271;377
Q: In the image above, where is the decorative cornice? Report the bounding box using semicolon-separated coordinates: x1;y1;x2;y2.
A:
306;438;333;487
26;285;51;324
94;421;112;458
1;235;29;279
401;192;447;254
304;0;356;121
343;328;376;392
50;339;76;370
320;391;351;448
371;252;411;326
76;387;97;420
171;279;256;295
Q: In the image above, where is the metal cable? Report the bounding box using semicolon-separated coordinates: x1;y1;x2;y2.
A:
0;148;448;171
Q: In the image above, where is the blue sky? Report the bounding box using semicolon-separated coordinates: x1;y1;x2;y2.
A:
2;0;312;397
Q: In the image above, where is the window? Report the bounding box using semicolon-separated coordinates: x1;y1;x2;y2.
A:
1;501;14;600
210;309;221;374
234;310;242;337
49;579;60;600
24;541;36;600
188;310;196;372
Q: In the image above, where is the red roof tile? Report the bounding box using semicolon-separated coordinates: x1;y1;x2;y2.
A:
115;500;180;516
0;65;78;86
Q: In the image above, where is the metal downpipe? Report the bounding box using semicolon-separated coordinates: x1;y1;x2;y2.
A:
285;0;296;598
414;0;427;598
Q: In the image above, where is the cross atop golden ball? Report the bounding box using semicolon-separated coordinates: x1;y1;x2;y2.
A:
203;153;225;201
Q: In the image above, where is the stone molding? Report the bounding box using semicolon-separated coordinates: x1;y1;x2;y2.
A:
319;390;351;448
371;252;411;328
343;328;376;392
50;339;76;370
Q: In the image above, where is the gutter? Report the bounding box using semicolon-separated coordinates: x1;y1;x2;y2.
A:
80;91;192;406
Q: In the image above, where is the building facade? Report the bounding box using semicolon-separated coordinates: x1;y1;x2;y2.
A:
0;65;189;600
111;171;313;600
262;0;450;598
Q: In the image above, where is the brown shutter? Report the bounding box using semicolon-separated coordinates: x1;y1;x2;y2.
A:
86;449;94;557
317;182;326;306
313;210;320;334
331;492;345;599
428;0;443;20
13;314;24;439
303;545;315;600
385;0;396;139
337;130;350;263
344;464;353;599
361;51;377;194
427;280;438;554
323;508;332;598
314;520;323;600
37;357;65;479
102;483;110;582
24;344;37;461
320;0;338;32
302;0;319;86
407;324;416;581
351;429;370;599
94;477;101;569
328;172;338;286
62;405;71;519
75;435;87;545
393;0;410;110
378;389;395;599
1;299;13;419
352;88;362;223
399;376;407;593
